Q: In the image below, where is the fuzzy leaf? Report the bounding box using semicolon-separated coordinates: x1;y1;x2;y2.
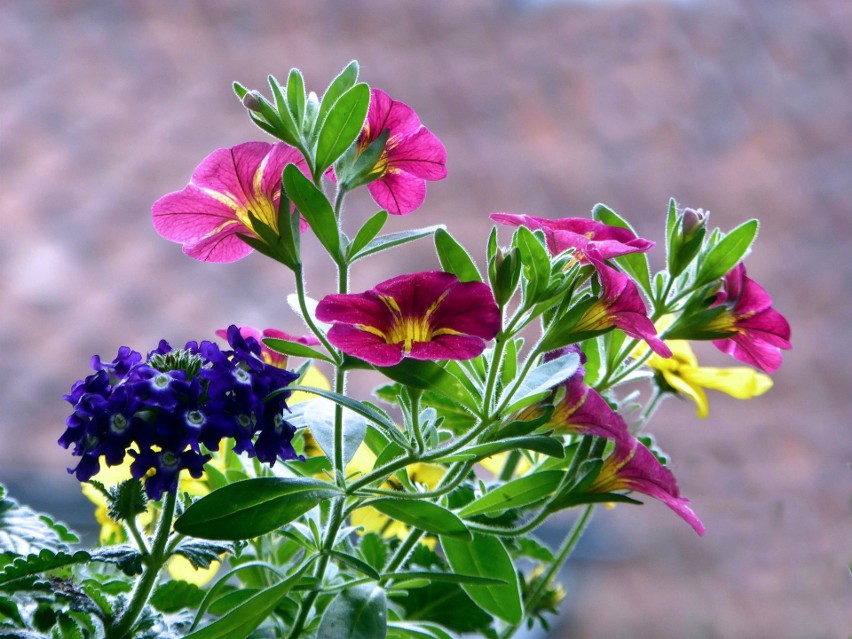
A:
316;83;370;175
317;582;387;639
0;550;91;588
459;470;565;518
367;499;471;540
434;229;482;283
350;225;445;262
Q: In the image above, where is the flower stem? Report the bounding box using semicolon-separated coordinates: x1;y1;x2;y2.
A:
108;492;176;639
499;504;595;639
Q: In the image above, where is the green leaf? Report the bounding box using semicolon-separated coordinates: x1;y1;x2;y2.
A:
283;164;341;259
359;532;387;572
436;435;563;464
396;581;493;634
514;536;554;562
151;580;205;613
547;491;642;512
174;477;341;541
458;470;564;518
347;210;388;260
367;499;470;540
286;68;306;123
388;621;455;639
376;359;477;411
89;545;143;575
317;61;359;136
695;219;759;285
514;226;551;303
592;203;653;295
262;337;332;363
349;225;445;262
317;582;387;639
0;485;75;557
316;83;370;175
106;478;147;523
183;563;310;639
440;533;523;623
267;75;302;148
0;550;91;587
232;81;249;100
290;398;367;466
329;550;381;580
434;229;482;283
172;539;231;570
389;571;506;586
499;350;579;413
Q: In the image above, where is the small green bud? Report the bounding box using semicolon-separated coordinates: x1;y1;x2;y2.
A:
241;91;263;112
681;207;708;238
489;246;521;307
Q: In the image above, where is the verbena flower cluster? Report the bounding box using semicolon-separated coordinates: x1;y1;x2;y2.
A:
59;325;299;499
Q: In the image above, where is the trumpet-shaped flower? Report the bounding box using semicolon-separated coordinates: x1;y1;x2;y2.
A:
315;271;500;367
152;141;309;263
647;339;773;418
355;88;447;215
491;213;653;262
589;437;705;535
570;253;671;357
547;349;633;446
710;263;791;373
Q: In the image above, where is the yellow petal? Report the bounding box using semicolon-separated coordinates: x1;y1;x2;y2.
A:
685;366;773;400
290;366;331;405
167;554;221;586
408;463;446;490
661;369;710;418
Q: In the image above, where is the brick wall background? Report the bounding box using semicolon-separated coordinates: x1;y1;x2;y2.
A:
1;1;850;636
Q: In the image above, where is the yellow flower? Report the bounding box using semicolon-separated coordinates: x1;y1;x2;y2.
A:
647;339;772;418
478;452;532;479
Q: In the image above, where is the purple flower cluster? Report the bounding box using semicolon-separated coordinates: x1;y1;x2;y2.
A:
59;326;300;500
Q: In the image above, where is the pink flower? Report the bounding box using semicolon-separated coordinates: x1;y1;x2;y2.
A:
548;350;633;447
570;252;671;357
315;271;500;367
356;88;447;215
152;142;309;263
590;437;705;535
490;213;653;262
215;326;319;369
710;263;791;373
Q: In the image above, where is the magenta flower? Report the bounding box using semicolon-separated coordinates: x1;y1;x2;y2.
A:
216;326;320;369
590;437;705;535
491;213;654;262
355;88;447;215
152;141;309;263
548;352;633;447
315;271;500;367
710;263;791;373
571;252;671;357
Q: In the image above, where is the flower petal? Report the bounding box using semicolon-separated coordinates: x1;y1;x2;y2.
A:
368;171;427;215
387;127;448;180
368;88;421;138
326;324;404;367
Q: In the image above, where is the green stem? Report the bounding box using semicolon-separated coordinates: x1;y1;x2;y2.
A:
294;265;338;361
125;515;149;556
407;388;425;455
500;504;595;639
108;492;176;639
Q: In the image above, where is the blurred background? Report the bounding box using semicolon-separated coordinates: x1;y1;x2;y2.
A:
1;0;850;636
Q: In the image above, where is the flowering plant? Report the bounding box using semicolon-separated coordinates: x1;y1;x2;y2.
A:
0;62;790;639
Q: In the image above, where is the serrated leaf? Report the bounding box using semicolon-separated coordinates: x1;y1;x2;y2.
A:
317;582;387;639
107;478;147;523
316;83;370;176
359;532;387;571
0;485;74;556
459;470;564;518
434;229;482;283
151;579;205;613
0;550;91;587
367;499;470;540
89;545;143;576
175;477;341;541
440;533;522;624
172;539;232;570
350;225;445;262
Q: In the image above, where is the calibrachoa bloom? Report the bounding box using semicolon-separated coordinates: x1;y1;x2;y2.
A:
215;325;320;369
60;326;300;500
647;338;773;418
490;213;654;262
152;141;309;263
710;262;791;373
545;347;633;446
315;271;500;367
569;252;671;357
354;88;447;215
589;436;705;535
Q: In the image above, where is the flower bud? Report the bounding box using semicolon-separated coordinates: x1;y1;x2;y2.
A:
681;207;708;239
489;246;521;307
241;91;263;112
